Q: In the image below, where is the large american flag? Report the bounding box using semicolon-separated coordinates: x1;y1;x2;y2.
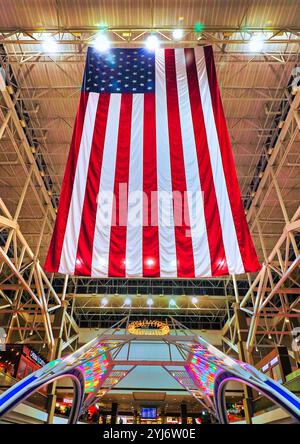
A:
44;46;260;278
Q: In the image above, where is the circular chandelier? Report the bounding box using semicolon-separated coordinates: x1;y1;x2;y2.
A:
127;319;170;336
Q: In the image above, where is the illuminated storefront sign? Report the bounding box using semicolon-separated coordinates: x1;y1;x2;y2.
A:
29;350;45;367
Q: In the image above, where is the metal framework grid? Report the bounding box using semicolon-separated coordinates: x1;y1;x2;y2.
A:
0;21;299;374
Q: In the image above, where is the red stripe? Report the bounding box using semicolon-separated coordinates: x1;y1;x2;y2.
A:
203;46;260;273
143;94;160;276
74;94;111;275
108;94;133;277
44;92;89;272
185;48;229;276
165;49;195;278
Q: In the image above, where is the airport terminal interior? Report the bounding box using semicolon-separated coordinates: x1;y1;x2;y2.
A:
0;0;300;425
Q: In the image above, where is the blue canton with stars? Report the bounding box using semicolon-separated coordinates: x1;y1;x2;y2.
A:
82;47;155;94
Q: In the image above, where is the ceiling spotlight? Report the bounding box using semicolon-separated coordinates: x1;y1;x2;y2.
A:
101;297;108;306
147;298;154;307
248;34;264;52
42;35;58;53
94;33;110;52
169;298;177;307
192;297;198;305
124;297;132;306
173;29;184;40
285;317;290;323
145;34;160;51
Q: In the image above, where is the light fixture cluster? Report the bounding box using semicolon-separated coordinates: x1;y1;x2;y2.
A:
99;295;201;308
93;28;186;53
40;28;268;54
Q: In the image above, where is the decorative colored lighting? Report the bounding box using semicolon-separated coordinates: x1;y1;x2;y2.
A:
145;34;160;51
79;343;109;393
173;29;184;40
42;35;58;53
186;343;229;395
194;23;204;33
127;319;170;336
94;33;110;52
248;34;264;52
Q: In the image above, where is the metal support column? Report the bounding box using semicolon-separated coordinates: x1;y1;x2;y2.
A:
46;276;69;424
233;298;254;424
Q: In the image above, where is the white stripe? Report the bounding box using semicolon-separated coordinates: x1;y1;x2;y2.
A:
175;49;212;277
155;48;177;277
194;47;244;274
91;94;122;276
59;93;99;274
125;94;144;277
